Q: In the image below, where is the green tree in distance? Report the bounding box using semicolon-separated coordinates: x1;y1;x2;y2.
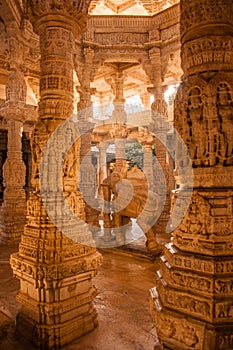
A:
125;141;144;170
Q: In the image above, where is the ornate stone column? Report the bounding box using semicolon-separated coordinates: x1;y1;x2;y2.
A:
106;68;127;124
108;69;128;175
0;27;36;245
106;69;129;245
145;47;168;122
150;117;173;244
75;47;96;119
144;47;174;242
10;1;102;348
0;117;26;245
142;144;154;190
98;142;108;189
150;1;233;349
79;128;100;229
75;47;100;229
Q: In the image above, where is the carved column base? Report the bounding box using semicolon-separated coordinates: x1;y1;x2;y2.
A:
150;299;233;350
11;250;102;349
15;309;97;349
150;241;233;350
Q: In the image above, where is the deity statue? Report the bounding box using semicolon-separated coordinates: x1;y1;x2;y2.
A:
187;87;206;166
217;82;233;165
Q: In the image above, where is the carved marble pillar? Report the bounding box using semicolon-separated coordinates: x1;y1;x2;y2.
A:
10;2;102;348
0;46;30;245
150;117;173;243
75;47;100;229
0;118;26;245
143;144;154;189
150;1;233;349
109;70;127;175
76;47;95;119
146;47;168;121
98;142;108;190
108;69;127;124
144;47;174;241
79;126;100;229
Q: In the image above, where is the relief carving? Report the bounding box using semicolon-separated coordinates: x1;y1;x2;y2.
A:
168;270;211;293
153;312;201;348
94;32;148;46
216;302;233;319
182;37;233;74
181;1;232;38
165;289;211;318
176;191;211;236
31;120;48;187
217;335;233;350
27;0;90;32
175;76;233;167
215;279;233;295
6;69;27;103
186;87;206;166
217;82;233;164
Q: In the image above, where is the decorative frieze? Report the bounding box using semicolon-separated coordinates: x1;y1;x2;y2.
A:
94;32;149;45
86;16;151;31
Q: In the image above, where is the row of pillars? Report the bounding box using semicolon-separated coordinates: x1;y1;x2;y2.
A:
1;0;232;349
0;2;174;349
0;52;173;247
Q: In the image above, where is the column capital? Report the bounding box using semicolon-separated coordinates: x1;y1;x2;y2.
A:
26;0;91;35
180;0;233;43
180;0;233;76
0;68;38;122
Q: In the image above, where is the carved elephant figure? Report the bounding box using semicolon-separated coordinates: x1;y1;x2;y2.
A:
101;166;161;252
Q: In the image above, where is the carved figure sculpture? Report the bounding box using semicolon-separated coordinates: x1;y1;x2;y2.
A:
217;82;233;165
102;166;160;251
187;87;206;166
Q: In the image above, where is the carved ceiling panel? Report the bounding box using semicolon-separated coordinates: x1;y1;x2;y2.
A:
88;0;179;15
91;60;151;103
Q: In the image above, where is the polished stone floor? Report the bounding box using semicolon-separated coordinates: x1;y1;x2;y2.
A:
0;245;160;350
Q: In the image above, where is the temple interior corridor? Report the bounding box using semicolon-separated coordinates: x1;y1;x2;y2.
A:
0;247;159;350
0;0;233;349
